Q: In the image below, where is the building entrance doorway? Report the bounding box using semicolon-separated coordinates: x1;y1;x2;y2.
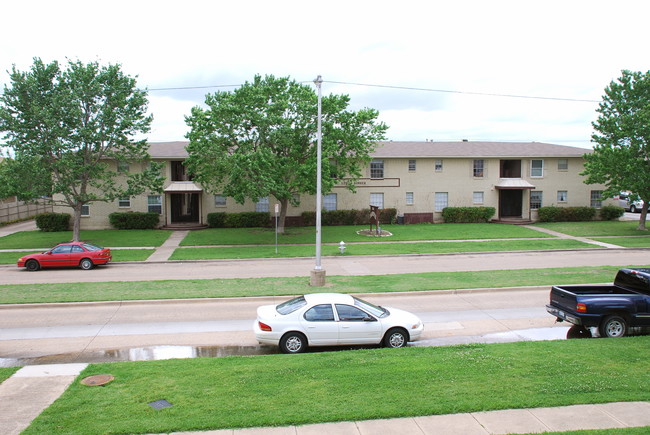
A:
170;193;199;223
499;189;523;218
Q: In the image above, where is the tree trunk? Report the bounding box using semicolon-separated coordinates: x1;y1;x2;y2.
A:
637;203;648;231
72;203;82;242
277;198;289;234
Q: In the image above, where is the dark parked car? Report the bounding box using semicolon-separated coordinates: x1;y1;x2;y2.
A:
17;242;112;271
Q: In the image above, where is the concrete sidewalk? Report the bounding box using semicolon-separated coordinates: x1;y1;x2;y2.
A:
1;364;649;435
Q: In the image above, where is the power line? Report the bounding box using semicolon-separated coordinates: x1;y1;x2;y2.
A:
147;79;601;103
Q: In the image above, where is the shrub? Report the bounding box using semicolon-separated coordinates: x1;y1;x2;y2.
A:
207;213;227;228
301;208;397;226
442;207;496;223
209;212;271;228
35;212;70;232
109;212;160;230
537;206;596;222
599;205;625;221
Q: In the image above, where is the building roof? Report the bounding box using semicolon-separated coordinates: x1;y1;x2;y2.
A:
147;140;591;159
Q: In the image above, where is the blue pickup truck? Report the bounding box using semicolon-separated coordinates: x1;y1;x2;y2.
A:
546;268;650;338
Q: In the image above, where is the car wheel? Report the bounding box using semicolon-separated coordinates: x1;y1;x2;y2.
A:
25;259;40;272
79;258;94;270
599;315;628;338
630;205;637;213
566;325;592;339
280;332;307;354
383;328;408;348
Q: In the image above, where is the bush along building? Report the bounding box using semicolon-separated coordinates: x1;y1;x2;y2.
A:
54;140;613;230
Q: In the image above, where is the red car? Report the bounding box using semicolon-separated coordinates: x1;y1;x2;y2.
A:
17;242;112;271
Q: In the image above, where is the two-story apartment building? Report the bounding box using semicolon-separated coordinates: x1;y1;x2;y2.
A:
66;140;608;229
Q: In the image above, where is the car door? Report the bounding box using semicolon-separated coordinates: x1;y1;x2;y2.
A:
300;304;338;346
46;244;74;267
69;244;86;267
335;304;382;345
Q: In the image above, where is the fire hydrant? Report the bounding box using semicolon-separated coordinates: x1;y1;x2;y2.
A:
338;241;346;254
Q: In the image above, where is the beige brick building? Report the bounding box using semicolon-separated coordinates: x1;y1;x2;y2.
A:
61;140;610;229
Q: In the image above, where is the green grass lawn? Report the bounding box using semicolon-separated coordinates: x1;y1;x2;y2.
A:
592;236;650;248
171;238;598;260
0;229;172;249
0;249;155;265
533;221;648;237
180;223;554;246
24;337;650;434
0;367;19;383
1;265;646;304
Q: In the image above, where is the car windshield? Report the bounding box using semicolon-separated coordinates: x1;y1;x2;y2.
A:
276;296;307;315
82;243;103;251
353;296;388;318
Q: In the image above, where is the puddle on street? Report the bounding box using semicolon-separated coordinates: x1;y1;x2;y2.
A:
2;325;647;367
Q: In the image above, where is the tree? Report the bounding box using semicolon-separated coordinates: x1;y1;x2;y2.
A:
582;69;650;230
0;58;164;241
185;74;388;233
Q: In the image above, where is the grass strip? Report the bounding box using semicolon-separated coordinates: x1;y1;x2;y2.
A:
1;265;647;304
24;337;650;434
592;237;650;248
0;229;173;249
0;367;19;383
171;239;597;260
533;221;647;237
0;249;155;265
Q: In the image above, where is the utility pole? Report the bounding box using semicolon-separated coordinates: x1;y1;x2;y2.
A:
310;75;326;286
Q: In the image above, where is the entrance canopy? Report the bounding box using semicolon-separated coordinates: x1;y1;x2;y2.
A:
163;181;203;193
495;178;535;190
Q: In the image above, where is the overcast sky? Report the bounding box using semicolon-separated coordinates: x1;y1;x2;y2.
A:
2;0;649;149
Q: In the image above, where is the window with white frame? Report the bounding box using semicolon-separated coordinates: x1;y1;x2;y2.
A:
214;195;226;207
81;204;90;217
434;192;448;212
408;160;416;171
148;195;162;214
323;193;337;211
406;192;414;205
256;196;269;212
473;191;484;204
370;160;384;179
118;197;130;208
473;160;484;177
557;190;568;202
591;190;603;208
530;191;543;209
370;193;384;209
557;159;568;171
435;160;443;172
531;160;544;177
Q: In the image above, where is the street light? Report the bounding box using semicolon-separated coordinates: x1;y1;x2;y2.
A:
310;75;326;286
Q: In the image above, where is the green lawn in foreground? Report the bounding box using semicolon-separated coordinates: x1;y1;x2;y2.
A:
0;229;172;249
0;249;155;265
592;236;650;248
533;221;647;237
24;337;650;434
0;367;19;383
1;265;646;304
171;238;597;260
180;223;553;246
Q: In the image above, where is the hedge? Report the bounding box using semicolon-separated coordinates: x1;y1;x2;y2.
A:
599;205;625;221
302;208;397;226
109;212;160;230
35;212;70;232
442;207;496;223
207;212;270;228
537;206;596;222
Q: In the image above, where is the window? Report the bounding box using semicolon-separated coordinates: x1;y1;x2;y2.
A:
435;192;448;212
370;160;384;179
214;195;226;207
557;191;568;202
304;304;335;322
51;245;72;254
408;159;416;171
370;193;384;209
81;204;90;217
435;160;443;172
70;245;84;253
473;160;484;177
473;191;484;204
336;304;373;321
591;190;603;208
530;191;543;209
323;193;337;211
118;197;130;208
558;159;568;171
406;192;414;205
255;196;269;212
148;195;162;214
117;161;129;173
531;160;544;177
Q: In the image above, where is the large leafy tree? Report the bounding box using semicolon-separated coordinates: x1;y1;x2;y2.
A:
0;58;164;241
185;74;388;232
583;69;650;230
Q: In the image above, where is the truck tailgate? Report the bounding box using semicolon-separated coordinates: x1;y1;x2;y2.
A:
550;286;579;312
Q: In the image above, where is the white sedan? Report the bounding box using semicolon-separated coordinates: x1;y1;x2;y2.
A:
254;293;424;353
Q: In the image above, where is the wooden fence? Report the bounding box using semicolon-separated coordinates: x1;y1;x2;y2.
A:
0;199;53;223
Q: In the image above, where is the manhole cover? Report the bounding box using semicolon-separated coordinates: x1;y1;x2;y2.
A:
80;374;115;386
148;399;173;410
